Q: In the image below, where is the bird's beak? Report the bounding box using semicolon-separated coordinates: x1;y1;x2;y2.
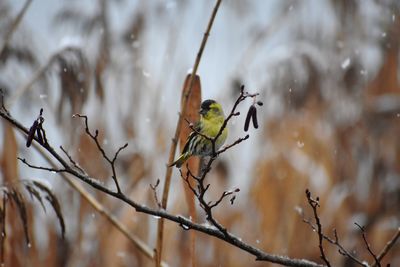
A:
199;108;206;115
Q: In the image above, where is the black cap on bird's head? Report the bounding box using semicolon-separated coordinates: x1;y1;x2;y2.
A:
199;99;216;115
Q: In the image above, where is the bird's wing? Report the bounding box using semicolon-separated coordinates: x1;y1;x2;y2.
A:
181;121;201;154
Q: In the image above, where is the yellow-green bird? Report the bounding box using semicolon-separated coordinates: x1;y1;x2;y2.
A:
170;99;228;168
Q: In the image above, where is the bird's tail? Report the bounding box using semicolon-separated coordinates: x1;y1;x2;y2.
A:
169;153;190;168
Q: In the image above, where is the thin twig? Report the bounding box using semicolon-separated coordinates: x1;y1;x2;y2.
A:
305;189;331;267
184;117;213;142
73;113;127;194
208;188;239;209
18;157;67;173
212;86;257;154
150;179;162;209
302;214;366;266
179;169;199;197
332;229;366;266
184;116;250;155
355;223;380;267
372;227;400;267
185;156;232;237
60;146;85;174
216;135;249;155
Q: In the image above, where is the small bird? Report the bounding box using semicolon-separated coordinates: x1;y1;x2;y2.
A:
170;99;228;168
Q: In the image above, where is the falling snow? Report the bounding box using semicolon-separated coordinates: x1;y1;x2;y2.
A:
296;140;305;148
341;57;351;69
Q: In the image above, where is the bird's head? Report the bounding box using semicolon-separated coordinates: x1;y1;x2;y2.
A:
199;99;224;120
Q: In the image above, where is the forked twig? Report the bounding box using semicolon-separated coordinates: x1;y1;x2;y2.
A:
28;138;171;267
302;212;366;266
150;179;162;209
302;190;399;267
18;157;67;173
355;223;380;267
305;189;331;267
372;227;400;267
72;114;127;194
60;146;85;174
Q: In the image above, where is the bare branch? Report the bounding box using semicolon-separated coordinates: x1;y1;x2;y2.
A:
305;189;331;267
0;105;326;267
179;159;238;239
30;140;171;267
355;223;380;267
302;191;380;267
211;85;261;154
302;213;366;266
179;169;199;197
18;157;67;173
334;230;367;266
73;113;126;194
113;143;129;163
150;179;162;209
209;188;240;209
60;146;85;174
372;227;400;267
185;117;213;142
216;135;250;155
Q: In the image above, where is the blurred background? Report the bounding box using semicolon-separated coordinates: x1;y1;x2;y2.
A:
0;0;399;266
